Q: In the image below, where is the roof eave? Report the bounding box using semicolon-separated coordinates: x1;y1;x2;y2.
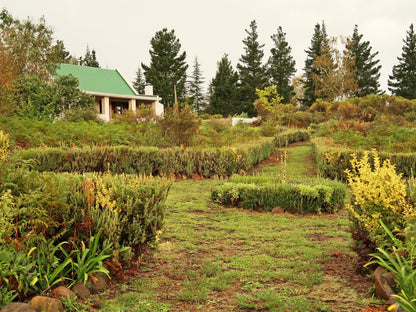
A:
86;91;162;101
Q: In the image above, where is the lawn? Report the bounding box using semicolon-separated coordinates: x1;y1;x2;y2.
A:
99;142;380;311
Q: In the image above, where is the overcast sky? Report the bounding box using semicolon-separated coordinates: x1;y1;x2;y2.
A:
2;0;415;94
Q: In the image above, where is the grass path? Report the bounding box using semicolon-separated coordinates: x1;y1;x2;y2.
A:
101;142;378;311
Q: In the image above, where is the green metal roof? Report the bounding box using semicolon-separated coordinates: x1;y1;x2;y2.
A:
56;64;137;96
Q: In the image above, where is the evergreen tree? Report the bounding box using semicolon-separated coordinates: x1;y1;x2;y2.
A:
132;66;145;94
142;28;188;106
388;24;416;99
303;22;330;107
188;56;205;113
207;55;239;116
237;20;267;116
268;26;296;104
80;46;100;67
345;25;382;97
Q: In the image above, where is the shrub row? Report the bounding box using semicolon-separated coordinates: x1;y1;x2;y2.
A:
14;137;278;177
312;138;416;181
211;179;347;214
277;129;310;147
0;168;172;253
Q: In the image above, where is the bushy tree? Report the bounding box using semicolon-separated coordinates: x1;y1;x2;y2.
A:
16;74;95;120
79;45;100;68
345;25;382;97
142;28;188;106
0;8;61;80
237;20;267;116
188;57;205;114
268;26;296;104
388;24;416;99
132;66;145;94
312;37;358;101
207;55;239;116
303;22;330;107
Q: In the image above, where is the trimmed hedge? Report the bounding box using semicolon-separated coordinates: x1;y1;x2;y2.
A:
277;129;310;147
13;138;277;177
211;179;347;214
1;169;171;253
312;138;416;181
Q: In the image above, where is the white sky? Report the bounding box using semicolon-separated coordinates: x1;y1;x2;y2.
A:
1;0;415;93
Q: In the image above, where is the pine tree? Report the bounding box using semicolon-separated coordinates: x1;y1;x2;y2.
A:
207;55;239;116
132;66;145;94
237;20;267;116
388;24;416;99
268;26;296;104
188;57;205;113
142;28;188;106
80;45;99;68
303;22;330;107
345;25;382;97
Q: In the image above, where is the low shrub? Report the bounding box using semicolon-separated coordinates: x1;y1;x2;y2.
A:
312;138;416;181
0;169;172;253
211;179;346;214
14;137;277;178
346;150;416;248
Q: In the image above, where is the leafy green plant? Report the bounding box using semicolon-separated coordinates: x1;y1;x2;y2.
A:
30;238;73;292
66;230;111;285
0;244;37;301
367;221;416;312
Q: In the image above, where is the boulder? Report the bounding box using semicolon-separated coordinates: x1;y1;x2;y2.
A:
30;296;63;312
52;286;75;300
72;283;91;300
86;273;109;294
0;303;36;312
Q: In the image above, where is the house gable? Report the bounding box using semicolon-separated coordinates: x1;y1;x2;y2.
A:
56;63;137;96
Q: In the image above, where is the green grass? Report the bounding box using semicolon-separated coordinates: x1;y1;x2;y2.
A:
99;142;376;311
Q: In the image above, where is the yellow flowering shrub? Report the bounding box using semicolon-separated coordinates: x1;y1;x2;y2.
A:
0;130;9;162
346;150;416;246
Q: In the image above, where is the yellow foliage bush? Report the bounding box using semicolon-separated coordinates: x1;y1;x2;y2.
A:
0;130;9;162
346;150;416;245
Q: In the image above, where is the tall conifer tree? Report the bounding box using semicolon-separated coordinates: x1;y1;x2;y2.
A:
80;46;100;68
207;55;239;116
142;28;188;106
237;20;267;116
345;25;382;97
303;22;330;107
188;57;205;113
388;24;416;99
268;26;296;104
132;66;145;94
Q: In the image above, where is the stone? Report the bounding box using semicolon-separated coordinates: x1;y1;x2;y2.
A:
30;296;64;312
0;302;36;312
374;273;394;301
51;286;75;300
86;273;109;294
72;283;91;300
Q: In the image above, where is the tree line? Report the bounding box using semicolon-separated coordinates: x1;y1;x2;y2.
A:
131;20;416;117
1;8;415;120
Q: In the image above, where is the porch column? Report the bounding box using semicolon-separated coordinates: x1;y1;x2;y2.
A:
102;96;110;122
129;99;137;113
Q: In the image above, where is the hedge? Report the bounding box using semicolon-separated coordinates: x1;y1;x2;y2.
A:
0;169;172;253
211;179;347;214
312;138;416;181
277;129;310;147
13;137;277;177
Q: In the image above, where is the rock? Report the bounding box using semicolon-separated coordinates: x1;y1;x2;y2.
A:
30;296;64;312
86;273;109;293
72;283;91;300
0;302;36;312
374;270;395;301
52;286;75;300
271;206;285;214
